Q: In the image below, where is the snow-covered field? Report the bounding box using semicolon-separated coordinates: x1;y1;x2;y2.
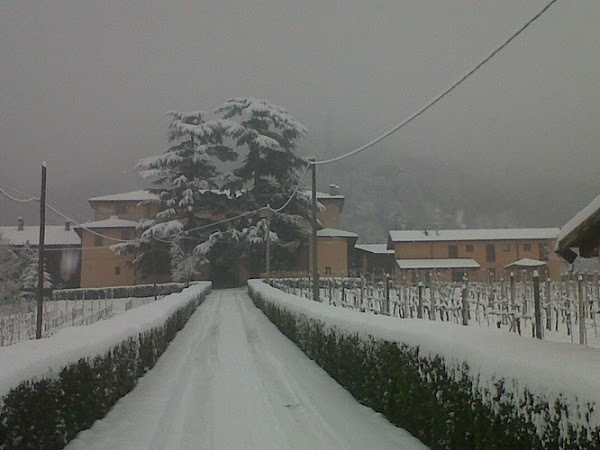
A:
0;296;160;347
66;289;426;450
271;277;600;348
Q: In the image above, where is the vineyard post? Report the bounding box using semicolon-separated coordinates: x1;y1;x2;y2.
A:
461;273;469;326
533;270;543;339
545;275;552;331
429;275;436;321
417;282;424;319
509;272;516;332
578;275;587;345
384;274;390;315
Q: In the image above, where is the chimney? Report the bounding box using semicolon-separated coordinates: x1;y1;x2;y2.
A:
65;221;71;231
17;217;24;231
329;184;340;196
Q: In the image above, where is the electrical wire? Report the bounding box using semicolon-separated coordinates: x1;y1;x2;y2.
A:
312;0;560;166
0;186;39;203
1;161;312;248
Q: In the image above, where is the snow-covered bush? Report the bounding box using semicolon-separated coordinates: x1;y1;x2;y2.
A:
0;282;211;449
249;280;600;449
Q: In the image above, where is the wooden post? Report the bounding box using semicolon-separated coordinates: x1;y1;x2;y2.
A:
545;276;552;331
533;270;542;340
310;158;319;302
461;274;469;326
385;274;391;315
35;163;47;339
578;275;587;345
429;278;436;320
417;282;423;319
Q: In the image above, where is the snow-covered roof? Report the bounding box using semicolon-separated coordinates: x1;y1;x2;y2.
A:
396;258;480;270
88;190;159;203
0;226;80;247
317;228;358;239
316;191;345;200
389;228;559;243
556;193;600;252
89;188;244;204
354;244;394;255
76;218;138;229
504;258;547;268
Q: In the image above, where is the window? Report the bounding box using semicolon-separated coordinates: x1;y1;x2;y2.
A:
95;235;103;247
121;230;130;240
486;244;496;262
452;271;464;282
115;204;127;216
539;243;549;261
523;243;532;252
503;243;510;252
465;244;473;253
115;266;121;276
448;245;458;258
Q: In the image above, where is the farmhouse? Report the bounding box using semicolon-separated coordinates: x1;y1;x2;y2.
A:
0;218;81;288
555;193;600;264
388;228;563;282
77;185;354;286
352;244;395;278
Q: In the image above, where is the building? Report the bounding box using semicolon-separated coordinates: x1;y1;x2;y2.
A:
88;190;160;221
316;185;345;229
0;218;81;288
352;244;395;278
388;228;563;282
555;193;600;264
78;185;353;286
313;228;358;277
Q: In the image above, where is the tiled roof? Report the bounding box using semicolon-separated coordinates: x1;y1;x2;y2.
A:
76;218;138;229
88;190;159;203
389;228;559;243
556;194;600;251
0;226;80;247
317;228;358;238
354;244;394;255
396;258;480;270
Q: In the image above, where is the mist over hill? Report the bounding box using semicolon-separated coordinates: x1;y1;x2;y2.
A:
311;140;597;243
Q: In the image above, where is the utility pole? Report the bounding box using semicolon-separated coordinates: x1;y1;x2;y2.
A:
260;205;274;282
310;158;319;302
36;162;47;339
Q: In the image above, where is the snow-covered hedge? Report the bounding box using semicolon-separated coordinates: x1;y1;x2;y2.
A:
0;282;211;449
249;279;600;449
52;282;188;301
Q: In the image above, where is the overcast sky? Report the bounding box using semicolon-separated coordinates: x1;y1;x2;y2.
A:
1;0;598;224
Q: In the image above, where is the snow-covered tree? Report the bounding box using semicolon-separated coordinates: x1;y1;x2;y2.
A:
0;236;21;308
120;98;310;284
19;242;52;301
197;97;311;278
113;110;239;277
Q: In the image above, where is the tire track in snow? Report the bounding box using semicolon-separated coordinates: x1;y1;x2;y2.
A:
235;289;426;450
67;293;222;450
235;291;351;449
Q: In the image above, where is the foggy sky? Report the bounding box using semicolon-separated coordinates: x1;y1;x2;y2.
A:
1;0;598;225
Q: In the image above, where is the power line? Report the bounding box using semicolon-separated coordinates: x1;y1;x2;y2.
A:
313;0;560;166
1;160;312;247
0;186;38;203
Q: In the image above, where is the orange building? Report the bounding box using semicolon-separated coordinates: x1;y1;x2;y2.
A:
79;186;355;286
388;228;563;282
556;193;600;264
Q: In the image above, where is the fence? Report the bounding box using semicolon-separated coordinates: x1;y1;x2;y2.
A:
0;295;158;347
268;271;600;345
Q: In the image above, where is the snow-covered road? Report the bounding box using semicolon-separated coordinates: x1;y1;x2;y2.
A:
67;288;425;450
